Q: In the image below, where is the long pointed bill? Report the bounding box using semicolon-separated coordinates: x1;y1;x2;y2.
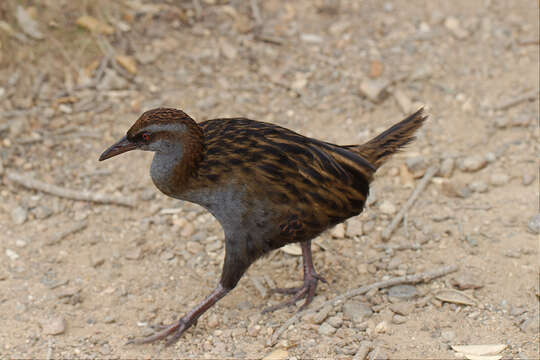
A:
99;136;137;161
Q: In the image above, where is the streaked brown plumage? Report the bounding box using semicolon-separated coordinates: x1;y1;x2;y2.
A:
99;107;427;345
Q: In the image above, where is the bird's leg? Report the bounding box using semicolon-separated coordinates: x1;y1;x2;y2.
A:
263;240;327;313
127;240;250;346
127;284;230;346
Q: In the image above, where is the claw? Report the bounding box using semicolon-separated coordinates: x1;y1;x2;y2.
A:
262;275;323;313
126;319;188;346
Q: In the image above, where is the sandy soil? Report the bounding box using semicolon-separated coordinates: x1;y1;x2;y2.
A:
0;0;538;358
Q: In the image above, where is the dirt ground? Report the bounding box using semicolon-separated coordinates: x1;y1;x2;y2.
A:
1;0;538;358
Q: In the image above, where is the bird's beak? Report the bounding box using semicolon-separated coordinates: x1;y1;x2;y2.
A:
99;136;137;161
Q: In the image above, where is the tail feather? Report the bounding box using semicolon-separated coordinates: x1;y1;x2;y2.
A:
347;108;427;169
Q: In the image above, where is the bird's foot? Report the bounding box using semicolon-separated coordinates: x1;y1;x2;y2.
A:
262;273;327;313
126;318;193;346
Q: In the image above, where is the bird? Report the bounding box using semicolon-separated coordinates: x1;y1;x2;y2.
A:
99;107;427;345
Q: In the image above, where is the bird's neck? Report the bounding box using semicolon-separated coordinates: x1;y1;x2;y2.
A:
150;129;205;197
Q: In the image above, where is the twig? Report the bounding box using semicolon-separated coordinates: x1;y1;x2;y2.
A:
32;71;48;103
381;165;438;241
250;276;268;298
6;171;135;207
269;264;458;345
250;0;262;25
493;89;539;111
374;242;420;252
192;0;202;20
46;221;87;246
46;338;53;360
254;34;284;46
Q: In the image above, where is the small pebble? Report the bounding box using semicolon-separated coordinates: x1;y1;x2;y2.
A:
363;220;375;233
375;320;389;333
495;117;509;128
33;206;53;220
392;314;407;324
124;247;142;260
186;241;203;254
450;273;483;290
311;305;332;324
379;200;396;215
300;33;324;43
103;315;115;324
327;315;343;328
6;249;19;261
438;158;455;178
485;152;497;163
504;250;521;258
527;214;540;234
207;313;219;328
318;322;336;335
461;155;487;172
40;315;66;335
181;223;195;238
90;254;105;268
360;78;389;103
469;180;488;193
441;181;471;198
15;239;27;247
388;285;417;299
331;223;345;238
11;206;28;225
387;257;401;270
389;302;414;316
444;16;469;39
343;300;373;323
346;218;363;237
440;329;456;342
160;251;175;261
522;173;534;186
405;156;426;173
490;173;509;186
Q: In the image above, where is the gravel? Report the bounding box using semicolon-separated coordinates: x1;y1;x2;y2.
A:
438;158;455;178
318;322;336;335
527;214;540;234
490;173;510;186
461;155;487;172
11;206;28;225
343;301;373;324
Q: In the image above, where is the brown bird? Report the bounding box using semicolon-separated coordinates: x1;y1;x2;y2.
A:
99;107;427;345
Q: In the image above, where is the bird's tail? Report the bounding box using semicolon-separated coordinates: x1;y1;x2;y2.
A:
347;108;427;169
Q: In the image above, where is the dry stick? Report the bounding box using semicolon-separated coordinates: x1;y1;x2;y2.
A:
192;0;202;20
250;0;262;25
7;172;135;207
46;221;87;246
493;88;539;111
269;264;458;346
381;165;439;241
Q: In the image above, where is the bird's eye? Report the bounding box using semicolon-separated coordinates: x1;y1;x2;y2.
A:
141;133;150;142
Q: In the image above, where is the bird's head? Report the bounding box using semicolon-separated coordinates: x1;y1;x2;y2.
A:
99;108;203;161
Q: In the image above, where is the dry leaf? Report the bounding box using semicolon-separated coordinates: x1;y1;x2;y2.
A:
462;355;502;360
281;244;302;256
76;16;114;35
451;344;507;356
262;348;288;360
115;55;137;74
435;289;477;306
